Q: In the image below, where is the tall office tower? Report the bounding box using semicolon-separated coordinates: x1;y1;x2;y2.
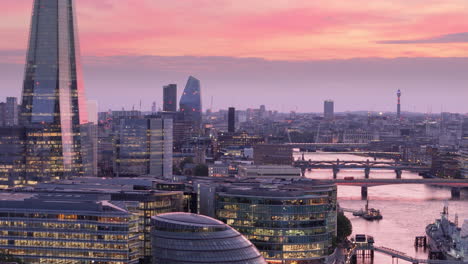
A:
180;76;202;132
19;0;88;182
163;84;177;112
228;107;236;133
397;89;401;119
0;102;4;126
324;100;334;120
114;118;173;179
4;97;18;126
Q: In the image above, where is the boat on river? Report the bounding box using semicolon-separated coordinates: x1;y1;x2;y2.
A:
426;205;468;261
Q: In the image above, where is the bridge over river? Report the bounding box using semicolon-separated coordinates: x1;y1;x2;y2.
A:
318;178;468;199
295;159;431;178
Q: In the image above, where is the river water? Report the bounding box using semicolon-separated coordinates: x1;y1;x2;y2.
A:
296;152;468;264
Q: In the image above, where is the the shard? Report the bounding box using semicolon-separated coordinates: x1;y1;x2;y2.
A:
20;0;88;182
179;76;202;132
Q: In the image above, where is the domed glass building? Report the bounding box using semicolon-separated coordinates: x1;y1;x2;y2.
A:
151;212;267;264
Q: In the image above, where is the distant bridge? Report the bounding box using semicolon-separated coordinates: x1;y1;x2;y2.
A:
331;178;468;187
295;159;430;178
321;178;468;199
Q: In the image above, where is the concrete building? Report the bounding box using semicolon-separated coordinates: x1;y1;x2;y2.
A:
324;100;334;120
254;144;293;165
237;165;302;178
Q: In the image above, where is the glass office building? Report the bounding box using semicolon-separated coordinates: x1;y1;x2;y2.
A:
151;212;267;264
114;118;173;178
163;84;177;112
179;76;202;132
20;0;88;182
216;181;337;264
0;193;140;263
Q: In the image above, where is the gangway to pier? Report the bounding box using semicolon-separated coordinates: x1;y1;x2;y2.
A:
350;244;467;264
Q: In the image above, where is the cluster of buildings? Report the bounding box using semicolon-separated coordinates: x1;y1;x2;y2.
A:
0;1;340;264
0;175;338;264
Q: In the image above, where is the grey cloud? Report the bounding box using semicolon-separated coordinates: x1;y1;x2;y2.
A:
377;32;468;44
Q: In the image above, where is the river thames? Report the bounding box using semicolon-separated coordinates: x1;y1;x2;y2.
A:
296;152;468;264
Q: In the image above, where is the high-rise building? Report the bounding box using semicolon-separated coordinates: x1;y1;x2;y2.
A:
114;117;173;178
0;102;4;126
228;107;236;133
151;213;267;264
19;0;88;182
4;97;18;126
0;97;19;127
80;123;98;177
180;76;202;132
163;84;177;112
0;127;25;188
397;89;402;120
324;100;334;120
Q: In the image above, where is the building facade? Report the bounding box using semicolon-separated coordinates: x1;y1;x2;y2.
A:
19;0;88;182
324;100;334;120
0;193;140;264
163;84;177;112
228;107;236;133
151;213;267;264
254;144;293;165
114;118;173;178
179;76;202;133
215;181;337;264
0;97;19;127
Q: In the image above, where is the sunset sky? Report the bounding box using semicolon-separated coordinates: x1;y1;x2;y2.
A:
1;0;468;112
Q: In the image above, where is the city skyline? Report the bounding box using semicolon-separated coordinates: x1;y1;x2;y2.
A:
1;1;468;113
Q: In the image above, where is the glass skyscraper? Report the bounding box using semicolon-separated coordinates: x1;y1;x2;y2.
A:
163;84;177;112
20;0;88;183
179;76;202;132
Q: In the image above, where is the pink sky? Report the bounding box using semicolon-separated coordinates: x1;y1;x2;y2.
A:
1;0;468;113
2;0;468;60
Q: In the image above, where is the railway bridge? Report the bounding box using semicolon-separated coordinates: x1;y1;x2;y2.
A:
294;158;430;178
